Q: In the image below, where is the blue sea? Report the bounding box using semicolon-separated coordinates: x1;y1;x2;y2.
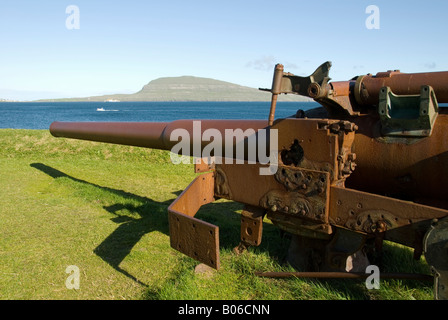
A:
0;101;319;130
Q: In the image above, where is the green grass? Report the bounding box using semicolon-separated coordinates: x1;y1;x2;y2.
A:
0;129;434;300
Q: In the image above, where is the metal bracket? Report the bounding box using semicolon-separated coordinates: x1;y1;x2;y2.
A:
260;62;332;125
378;85;439;137
194;156;215;173
168;172;220;269
234;205;266;255
240;205;265;247
259;61;332;98
325;228;367;271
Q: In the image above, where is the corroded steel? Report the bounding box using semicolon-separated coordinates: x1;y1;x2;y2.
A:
329;186;448;248
168;172;219;269
347;110;448;206
268;64;284;126
234;205;266;254
355;70;448;106
50;119;268;155
255;271;433;281
49;61;448;299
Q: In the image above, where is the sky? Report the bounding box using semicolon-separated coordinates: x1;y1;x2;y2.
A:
0;0;447;100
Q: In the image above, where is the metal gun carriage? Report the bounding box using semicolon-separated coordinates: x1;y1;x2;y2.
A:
50;62;448;299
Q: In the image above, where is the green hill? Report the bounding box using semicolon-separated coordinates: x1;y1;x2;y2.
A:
39;76;311;102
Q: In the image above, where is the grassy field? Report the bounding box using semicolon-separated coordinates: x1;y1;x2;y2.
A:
0;129;435;300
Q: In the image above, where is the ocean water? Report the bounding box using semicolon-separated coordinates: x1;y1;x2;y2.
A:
0;101;319;130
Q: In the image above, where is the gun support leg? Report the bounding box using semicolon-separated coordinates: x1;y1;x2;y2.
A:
287;230;369;272
168;172;220;269
234;205;266;255
325;228;369;272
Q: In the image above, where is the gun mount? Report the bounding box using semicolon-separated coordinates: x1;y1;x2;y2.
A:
50;62;448;299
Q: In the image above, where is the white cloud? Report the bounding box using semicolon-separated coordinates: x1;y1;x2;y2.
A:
246;56;299;72
245;56;277;71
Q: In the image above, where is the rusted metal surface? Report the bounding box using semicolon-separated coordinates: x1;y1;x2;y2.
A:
267;167;330;223
273;118;357;182
50;121;169;149
347;111;448;206
354;70;448;106
213;118;357;241
260;61;332;98
169;211;220;269
194;157;215;173
168;172;219;269
50;119;268;157
234;205;266;254
329;186;448;248
329;186;448;232
267;64;284;126
239;205;265;247
169;172;215;217
49;61;448;299
267;61;448;116
255;271;433;282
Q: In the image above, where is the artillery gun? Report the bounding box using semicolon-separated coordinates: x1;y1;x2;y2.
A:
50;62;448;299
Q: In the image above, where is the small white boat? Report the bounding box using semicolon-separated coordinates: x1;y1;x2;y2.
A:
96;107;105;111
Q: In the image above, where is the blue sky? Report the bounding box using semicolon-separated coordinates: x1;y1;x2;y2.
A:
0;0;447;100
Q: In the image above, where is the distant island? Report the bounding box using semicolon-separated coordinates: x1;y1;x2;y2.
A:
37;76;311;102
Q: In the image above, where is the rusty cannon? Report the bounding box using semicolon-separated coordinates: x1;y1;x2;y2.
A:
50;62;448;299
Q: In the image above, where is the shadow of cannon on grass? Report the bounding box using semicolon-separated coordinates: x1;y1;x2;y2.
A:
29;163;287;287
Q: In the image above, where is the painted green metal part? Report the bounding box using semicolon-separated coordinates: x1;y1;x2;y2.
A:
378;85;439;137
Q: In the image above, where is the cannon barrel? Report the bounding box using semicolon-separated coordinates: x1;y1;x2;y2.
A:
50;119;269;157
